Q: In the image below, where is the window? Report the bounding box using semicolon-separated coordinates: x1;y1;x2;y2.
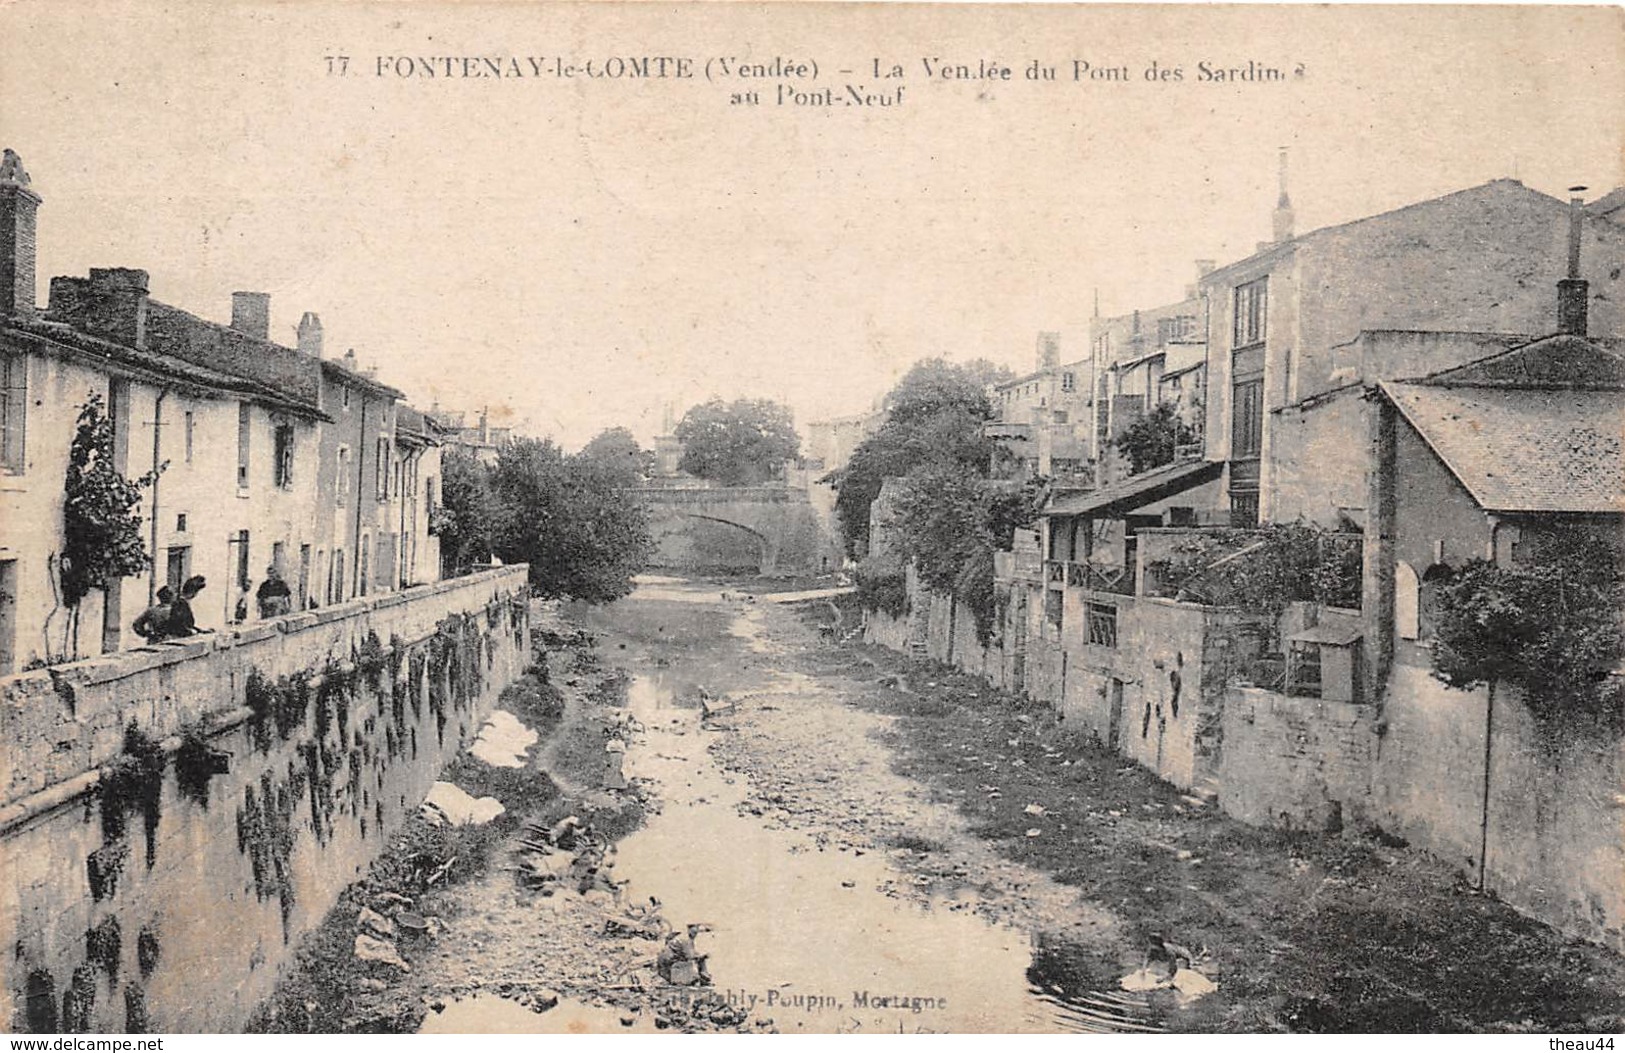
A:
376;437;390;500
1061;371;1076;393
2;353;26;472
337;446;352;506
1233;278;1267;348
184;411;195;464
1158;315;1197;344
235;529;251;592
236;403;251;489
1086;602;1119;648
273;423;295;489
341;385;351;410
1232;379;1263;458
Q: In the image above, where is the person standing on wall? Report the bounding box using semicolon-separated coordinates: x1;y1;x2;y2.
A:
256;563;293;618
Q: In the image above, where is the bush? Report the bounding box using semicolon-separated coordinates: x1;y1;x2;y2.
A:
855;560;908;617
1147;522;1362;614
1431;531;1624;729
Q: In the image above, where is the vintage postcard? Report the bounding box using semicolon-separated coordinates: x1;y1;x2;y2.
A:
0;0;1622;1040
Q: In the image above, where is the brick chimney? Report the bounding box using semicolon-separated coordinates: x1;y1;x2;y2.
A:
50;268;150;347
1557;186;1589;336
297;310;324;357
0;148;42;318
231;291;270;340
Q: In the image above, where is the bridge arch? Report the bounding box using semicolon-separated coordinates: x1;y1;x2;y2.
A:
659;511;779;574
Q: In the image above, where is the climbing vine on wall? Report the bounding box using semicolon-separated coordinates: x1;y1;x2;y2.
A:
61;394;165;614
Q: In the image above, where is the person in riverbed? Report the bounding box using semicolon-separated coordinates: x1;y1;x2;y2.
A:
657;923;712;986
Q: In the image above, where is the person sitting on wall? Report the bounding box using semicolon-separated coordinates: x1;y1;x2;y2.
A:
256;564;293;618
132;586;175;644
166;575;212;637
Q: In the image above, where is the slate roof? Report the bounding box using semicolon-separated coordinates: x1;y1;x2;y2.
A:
1381;380;1624;514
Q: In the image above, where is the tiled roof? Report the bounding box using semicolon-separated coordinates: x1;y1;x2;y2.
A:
1045;457;1221;518
1381;381;1624;514
1414;334;1625;389
2;315;324;418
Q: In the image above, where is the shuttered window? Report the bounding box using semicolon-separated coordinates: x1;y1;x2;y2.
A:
1;354;26;473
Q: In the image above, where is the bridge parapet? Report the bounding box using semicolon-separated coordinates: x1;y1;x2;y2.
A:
629;486;800;505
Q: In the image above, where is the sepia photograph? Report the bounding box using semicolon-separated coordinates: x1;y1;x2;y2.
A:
0;0;1622;1039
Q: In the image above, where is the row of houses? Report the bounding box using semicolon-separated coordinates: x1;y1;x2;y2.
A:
870;166;1625;951
0;149;486;673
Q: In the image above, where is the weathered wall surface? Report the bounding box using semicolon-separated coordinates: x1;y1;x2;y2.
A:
1220;686;1377;832
0;565;530;1033
1372;664;1625;952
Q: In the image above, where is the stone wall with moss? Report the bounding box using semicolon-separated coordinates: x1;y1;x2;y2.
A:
0;566;531;1033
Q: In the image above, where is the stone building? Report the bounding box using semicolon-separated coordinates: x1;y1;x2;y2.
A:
1200;177;1625;527
0;149;445;670
984;332;1094;485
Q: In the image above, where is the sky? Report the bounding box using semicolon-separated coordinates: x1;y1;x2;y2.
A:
1;2;1621;448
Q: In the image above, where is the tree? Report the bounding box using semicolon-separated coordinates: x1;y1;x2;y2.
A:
60;394;163;654
675;397;800;486
833;359;1002;555
577;427;654;487
1111;401;1198;476
488;438;654;603
882;357;1005;426
885;463;1044;641
1430;531;1624;728
436;447;498;575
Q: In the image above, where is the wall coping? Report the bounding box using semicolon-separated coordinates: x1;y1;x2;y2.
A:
1;565;530;694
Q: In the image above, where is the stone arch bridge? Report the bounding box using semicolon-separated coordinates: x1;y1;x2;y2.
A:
630;485;843;576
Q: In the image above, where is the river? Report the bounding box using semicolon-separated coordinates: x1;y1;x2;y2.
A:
426;577;1162;1034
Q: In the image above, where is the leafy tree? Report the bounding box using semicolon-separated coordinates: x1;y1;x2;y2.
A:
436;447;498;574
577;427;653;487
675;398;800;486
61;395;163;636
489;437;654;603
1111;401;1198;476
885;463;1044;641
1431;532;1623;727
834;359;1004;555
882;356;1006;426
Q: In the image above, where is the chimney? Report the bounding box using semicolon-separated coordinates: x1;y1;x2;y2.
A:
297;310;324;357
231;291;270;340
0;148;42;318
1557;186;1589;336
1272;147;1295;243
49;268;149;347
1037;331;1060;369
342;348;358;372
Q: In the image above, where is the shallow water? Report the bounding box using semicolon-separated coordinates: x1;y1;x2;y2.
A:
428;579;1159;1034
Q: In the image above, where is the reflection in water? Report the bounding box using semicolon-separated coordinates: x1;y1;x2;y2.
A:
609;587;1146;1033
427;579;1158;1034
